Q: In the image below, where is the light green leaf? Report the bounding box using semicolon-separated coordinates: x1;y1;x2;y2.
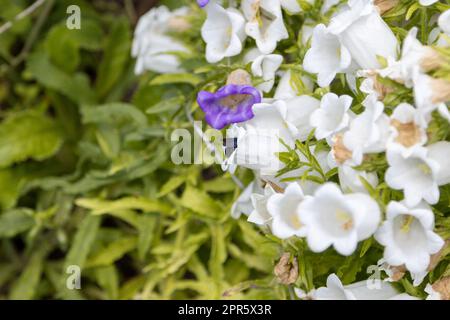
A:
150;73;202;86
86;236;137;268
0;111;63;168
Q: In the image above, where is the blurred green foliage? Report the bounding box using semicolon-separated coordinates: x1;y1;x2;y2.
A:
0;0;284;300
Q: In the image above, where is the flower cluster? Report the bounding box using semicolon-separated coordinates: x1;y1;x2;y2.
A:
132;0;450;300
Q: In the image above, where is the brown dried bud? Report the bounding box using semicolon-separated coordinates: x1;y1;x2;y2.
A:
374;0;399;15
421;47;445;72
390;119;422;148
432;276;450;300
264;180;285;193
431;78;450;104
274;253;298;285
226;69;252;86
390;265;407;281
167;16;191;32
332;133;352;165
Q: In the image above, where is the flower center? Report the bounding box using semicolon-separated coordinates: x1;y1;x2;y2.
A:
400;215;414;233
418;163;431;175
220;94;252;109
332;134;352;165
255;6;276;37
391;119;422;148
290;214;302;230
335;209;353;231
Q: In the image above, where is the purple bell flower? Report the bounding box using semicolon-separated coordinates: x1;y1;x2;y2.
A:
197;0;210;8
197;84;262;130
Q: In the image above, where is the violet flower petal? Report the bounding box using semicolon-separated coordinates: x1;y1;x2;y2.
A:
197;84;261;130
197;0;210;8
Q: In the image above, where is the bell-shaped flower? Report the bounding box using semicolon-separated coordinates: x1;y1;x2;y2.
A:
273;70;314;100
420;0;439;6
248;183;276;226
267;182;307;239
132;6;191;74
197;0;210;7
297;273;418;300
245;48;283;92
197;84;262;130
412;70;450;125
438;9;450;36
303;24;351;87
231;181;263;218
201;2;246;63
385;147;439;207
284;95;320;141
234;100;295;176
241;0;288;54
338;165;378;194
387;103;427;157
343;94;389;165
310;93;353;141
298;183;381;256
328;0;398;69
375;201;444;275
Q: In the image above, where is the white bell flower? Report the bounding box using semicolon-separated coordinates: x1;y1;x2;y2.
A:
267;182;307;239
385;142;450;207
385;147;439;206
231;180;263;218
248;183;276;226
132;6;191;74
241;0;288;54
284;95;320;141
246;50;283;92
298;273;419;300
338;165;378;194
375;201;444;274
303;24;351;87
420;0;439;6
412;70;450;125
273;70;314;100
201;2;246;63
235;100;294;176
298;183;381;256
438;9;450;35
343;94;389;165
387;102;427;157
328;0;398;69
310;93;353;141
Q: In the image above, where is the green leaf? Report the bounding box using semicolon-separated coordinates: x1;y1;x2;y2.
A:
0;111;64;168
138;215;158;260
94;265;119;299
81;103;147;128
157;175;186;197
146;95;185;114
86;236;137;268
27;50;96;105
65;215;101;268
95;19;131;98
0;209;35;238
150;73;202;86
179;185;223;219
9;245;48;300
76;197;172;216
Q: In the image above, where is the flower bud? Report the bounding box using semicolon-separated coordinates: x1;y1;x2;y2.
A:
274;253;298;285
374;0;399;15
226;69;252;86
